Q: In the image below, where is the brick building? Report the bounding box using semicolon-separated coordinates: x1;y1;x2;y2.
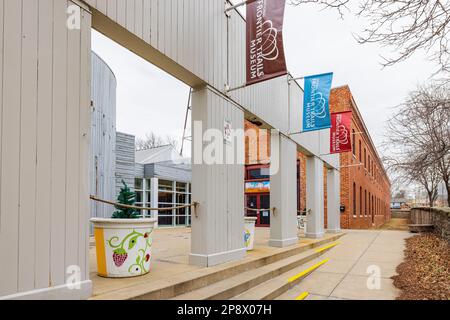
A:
330;86;391;229
244;85;391;229
244;121;316;227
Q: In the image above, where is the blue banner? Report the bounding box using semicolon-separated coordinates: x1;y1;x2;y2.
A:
302;72;333;132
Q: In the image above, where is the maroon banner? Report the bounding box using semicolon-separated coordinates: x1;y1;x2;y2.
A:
246;0;287;86
330;111;353;154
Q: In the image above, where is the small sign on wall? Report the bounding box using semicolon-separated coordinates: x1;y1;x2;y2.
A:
224;119;232;145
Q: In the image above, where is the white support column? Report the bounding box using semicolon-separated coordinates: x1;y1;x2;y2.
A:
327;169;341;233
306;156;325;238
150;178;159;227
269;132;298;247
190;87;246;267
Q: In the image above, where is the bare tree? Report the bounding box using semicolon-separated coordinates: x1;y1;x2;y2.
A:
356;1;450;75
135;132;178;151
383;84;450;206
288;0;350;17
289;1;450;78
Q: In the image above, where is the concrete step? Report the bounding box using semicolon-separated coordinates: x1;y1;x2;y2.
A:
171;241;339;300
232;257;330;300
91;233;343;300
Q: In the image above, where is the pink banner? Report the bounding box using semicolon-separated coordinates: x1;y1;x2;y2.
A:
330;111;352;154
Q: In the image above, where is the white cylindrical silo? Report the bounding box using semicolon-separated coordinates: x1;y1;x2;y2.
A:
90;52;117;223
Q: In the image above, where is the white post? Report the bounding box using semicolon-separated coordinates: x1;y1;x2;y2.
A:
327;169;341;233
190;87;246;267
150;178;159;227
269;132;298;247
306;156;325;238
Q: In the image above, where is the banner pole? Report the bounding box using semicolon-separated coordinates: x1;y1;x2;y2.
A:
288;76;305;82
225;0;249;13
225;83;247;94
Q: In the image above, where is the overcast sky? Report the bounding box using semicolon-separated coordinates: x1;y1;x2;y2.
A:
91;3;435;158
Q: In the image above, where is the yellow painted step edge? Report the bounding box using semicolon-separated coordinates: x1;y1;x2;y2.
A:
315;242;339;253
287;258;330;283
295;292;309;300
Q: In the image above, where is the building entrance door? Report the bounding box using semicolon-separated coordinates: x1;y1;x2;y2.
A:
246;194;270;227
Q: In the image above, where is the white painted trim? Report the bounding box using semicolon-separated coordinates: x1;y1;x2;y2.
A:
0;280;92;300
305;232;325;239
268;237;298;248
189;247;246;267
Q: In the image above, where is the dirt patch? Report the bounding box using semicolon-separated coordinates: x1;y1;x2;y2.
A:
378;218;409;231
392;233;450;300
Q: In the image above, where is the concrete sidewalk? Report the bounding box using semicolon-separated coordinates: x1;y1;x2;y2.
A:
278;230;412;300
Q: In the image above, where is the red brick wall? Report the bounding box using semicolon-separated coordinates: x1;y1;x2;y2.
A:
330;86;391;229
244;87;393;231
245;121;308;213
245;121;270;165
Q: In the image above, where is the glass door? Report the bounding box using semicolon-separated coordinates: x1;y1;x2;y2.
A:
259;194;270;226
246;195;258;219
245;194;270;227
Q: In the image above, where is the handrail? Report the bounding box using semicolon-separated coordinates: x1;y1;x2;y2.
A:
90;195;199;217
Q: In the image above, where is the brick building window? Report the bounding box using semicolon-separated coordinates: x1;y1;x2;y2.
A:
364;148;367;168
364;190;367;216
352;129;356;156
371;195;374;217
359;140;362;162
359;186;362;217
353;182;357;217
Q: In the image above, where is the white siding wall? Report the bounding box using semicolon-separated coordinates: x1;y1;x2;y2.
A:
191;87;245;266
0;0;340;298
0;0;91;297
90;52;117;221
85;0;338;166
115;132;136;195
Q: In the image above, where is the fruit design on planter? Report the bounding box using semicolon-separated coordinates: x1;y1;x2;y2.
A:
107;229;153;275
244;229;251;247
112;248;128;267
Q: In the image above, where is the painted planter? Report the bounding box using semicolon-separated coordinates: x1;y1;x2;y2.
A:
244;217;257;251
297;215;307;231
91;218;157;278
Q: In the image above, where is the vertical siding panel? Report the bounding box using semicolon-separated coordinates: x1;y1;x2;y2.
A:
208;0;214;85
106;0;117;21
35;0;53;290
96;0;107;15
65;1;81;274
150;0;158;48
0;0;4;234
50;0;68;286
18;0;38;292
185;0;193;72
117;0;126;27
176;0;183;67
79;8;92;281
142;0;151;44
126;0;135;33
0;0;22;296
164;0;171;58
134;0;143;39
171;0;177;62
212;0;218;89
157;0;164;53
193;0;199;77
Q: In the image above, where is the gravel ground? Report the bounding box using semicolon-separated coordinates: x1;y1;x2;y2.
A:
392;233;450;300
